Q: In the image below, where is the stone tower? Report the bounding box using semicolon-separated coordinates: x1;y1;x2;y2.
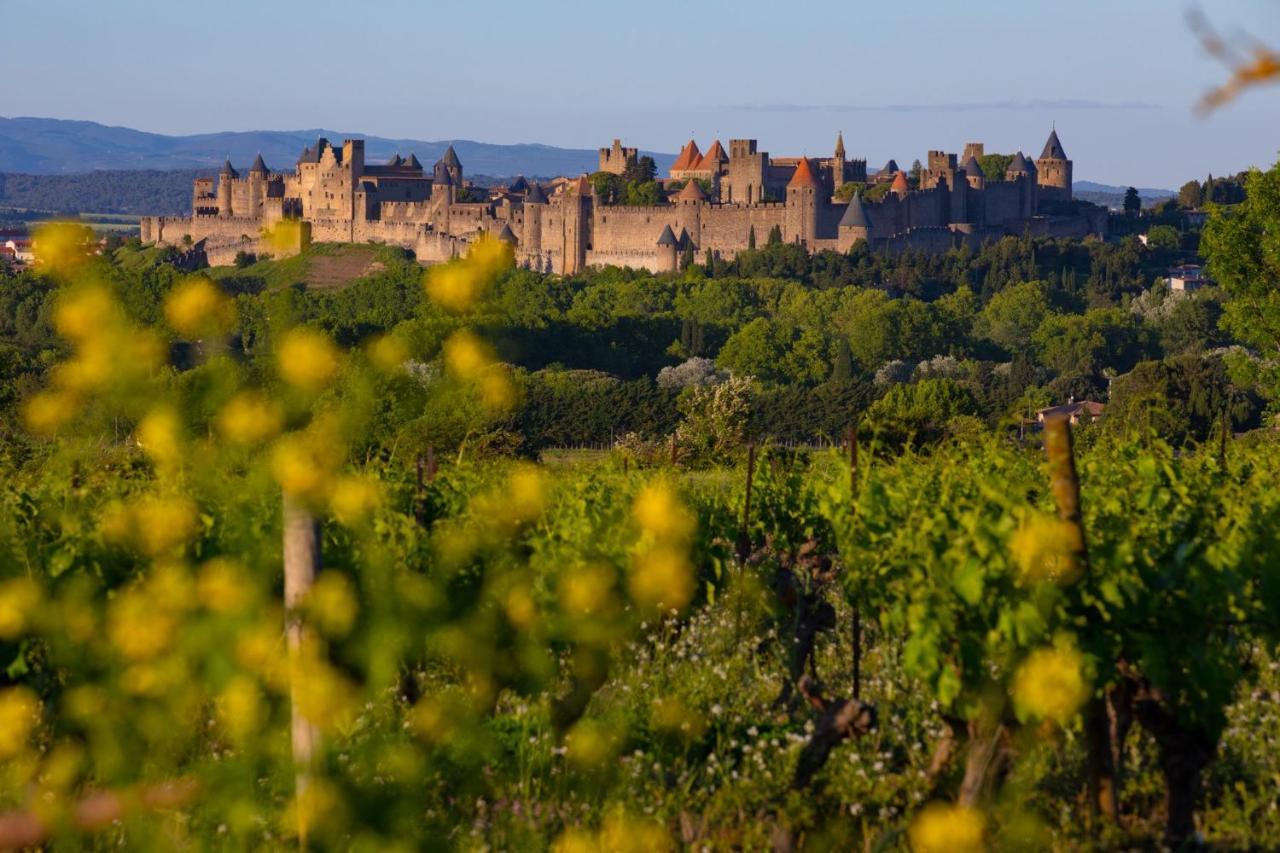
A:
1005;151;1039;217
837;190;869;251
656;224;678;273
521;182;547;265
217;159;237;218
785;157;819;247
833;132;846;192
675;179;706;246
1035;129;1072;202
248;153;269;216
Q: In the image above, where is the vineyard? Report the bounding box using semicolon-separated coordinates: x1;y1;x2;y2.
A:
2;210;1280;852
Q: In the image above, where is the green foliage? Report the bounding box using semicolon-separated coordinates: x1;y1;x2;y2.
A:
977;153;1014;182
1145;224;1180;251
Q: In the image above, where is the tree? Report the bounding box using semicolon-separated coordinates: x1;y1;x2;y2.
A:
974;281;1050;354
767;225;783;245
830;336;853;382
1145;224;1180;251
1123;187;1142;216
1201;156;1280;398
1178;179;1203;209
623;155;657;185
977;153;1014;183
1104;354;1258;443
747;226;756;250
864;377;979;446
909;159;923;188
1032;307;1149;378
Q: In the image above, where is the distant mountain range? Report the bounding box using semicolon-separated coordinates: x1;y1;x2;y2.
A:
0;116;676;178
1072;180;1176;209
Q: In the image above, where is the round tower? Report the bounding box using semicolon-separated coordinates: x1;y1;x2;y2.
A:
247;153;268;216
521;183;547;260
656;225;678;274
785;157;819;247
217;158;237;218
1035;128;1072;202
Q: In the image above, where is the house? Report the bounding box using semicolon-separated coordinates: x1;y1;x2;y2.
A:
2;239;34;264
1037;399;1105;426
1167;264;1210;292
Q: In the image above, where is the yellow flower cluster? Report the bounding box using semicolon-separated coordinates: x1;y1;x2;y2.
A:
0;686;40;759
0;577;42;639
217;391;284;445
565;720;619;768
270;418;344;501
329;475;383;525
552;814;672;853
1009;512;1083;584
305;571;358;637
277;327;341;393
628;481;696;612
442;330;514;410
1013;645;1090;724
99;495;199;557
164;275;237;338
33;221;96;275
908;802;985;853
197;558;257;614
423;234;513;312
367;334;409;373
25;284;164;435
137;406;183;469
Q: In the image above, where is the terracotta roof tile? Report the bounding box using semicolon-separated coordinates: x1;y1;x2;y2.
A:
787;157;819;189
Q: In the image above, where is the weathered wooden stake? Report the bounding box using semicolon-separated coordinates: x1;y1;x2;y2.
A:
736;443;756;562
1043;414;1117;822
283;495;321;846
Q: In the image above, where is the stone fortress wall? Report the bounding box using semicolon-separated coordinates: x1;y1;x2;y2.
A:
139;128;1104;275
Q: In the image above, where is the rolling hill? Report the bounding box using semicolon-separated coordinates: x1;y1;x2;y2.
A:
0;116;675;178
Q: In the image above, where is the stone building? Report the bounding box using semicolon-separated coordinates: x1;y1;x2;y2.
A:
140;129;1105;271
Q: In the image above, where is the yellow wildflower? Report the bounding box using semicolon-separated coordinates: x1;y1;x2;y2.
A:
502;465;547;523
480;370;515;411
1013;645;1090;724
0;687;40;759
425;263;484;312
218;676;264;743
442;330;494;379
368;334;409;372
0;578;41;639
329;476;381;525
560;564;615;616
598;815;673;853
217;392;284;445
909;802;985;853
132;496;199;557
466;233;514;279
632;481;695;541
137;406;182;467
565;720;618;768
629;546;694;612
198;558;255;614
34;221;95;275
165;276;235;337
277;327;340;392
54;285;116;341
1009;512;1082;584
108;586;175;660
22;390;78;435
305;571;358;638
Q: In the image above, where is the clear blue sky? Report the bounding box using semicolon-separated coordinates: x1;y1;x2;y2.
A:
5;0;1278;187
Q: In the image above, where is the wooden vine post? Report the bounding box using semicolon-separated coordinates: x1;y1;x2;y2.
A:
847;425;862;700
1042;414;1118;822
283;494;322;846
736;443;756;563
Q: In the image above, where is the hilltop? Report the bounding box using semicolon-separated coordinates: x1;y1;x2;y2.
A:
0;116;676;177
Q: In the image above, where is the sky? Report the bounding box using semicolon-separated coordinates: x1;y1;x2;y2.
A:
4;0;1279;187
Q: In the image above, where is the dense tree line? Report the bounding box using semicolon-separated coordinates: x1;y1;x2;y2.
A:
0;192;1267;453
0;169;198;215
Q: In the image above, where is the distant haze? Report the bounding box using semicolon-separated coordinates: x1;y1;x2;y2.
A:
3;0;1278;187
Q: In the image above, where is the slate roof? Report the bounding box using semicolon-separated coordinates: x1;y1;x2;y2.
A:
1040;129;1067;160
